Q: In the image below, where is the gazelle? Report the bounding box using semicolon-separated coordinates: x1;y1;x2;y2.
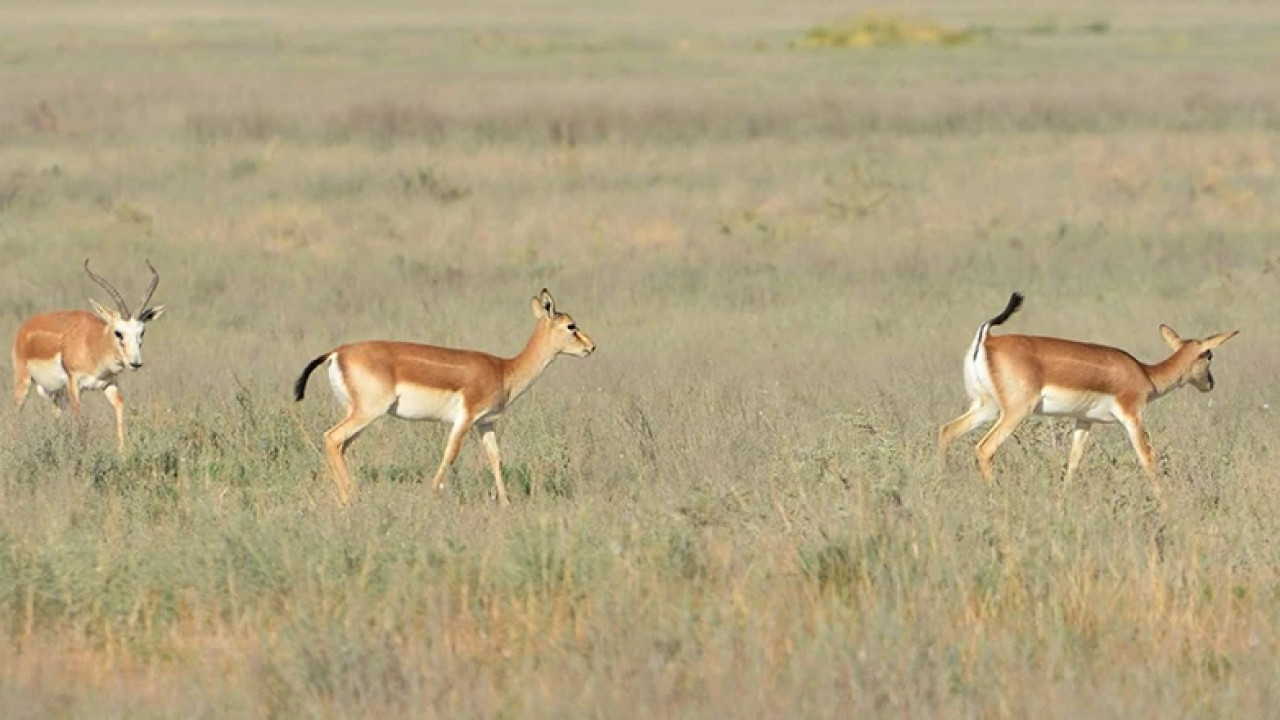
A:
294;289;596;506
938;292;1237;485
12;260;166;451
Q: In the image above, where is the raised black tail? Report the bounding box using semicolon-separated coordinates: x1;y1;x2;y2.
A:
989;292;1024;327
972;292;1024;361
293;353;329;401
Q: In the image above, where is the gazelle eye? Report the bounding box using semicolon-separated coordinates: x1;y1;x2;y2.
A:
566;323;577;332
114;331;124;340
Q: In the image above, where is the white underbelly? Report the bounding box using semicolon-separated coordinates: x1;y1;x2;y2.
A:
1037;386;1116;423
392;384;466;423
27;356;69;393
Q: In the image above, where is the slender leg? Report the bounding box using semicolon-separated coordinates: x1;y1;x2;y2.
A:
65;376;82;416
1064;420;1092;485
323;410;383;505
938;399;998;469
35;386;60;416
104;385;126;453
50;390;70;416
12;355;30;409
430;417;473;494
63;377;89;446
476;421;510;507
1117;413;1158;486
974;400;1036;483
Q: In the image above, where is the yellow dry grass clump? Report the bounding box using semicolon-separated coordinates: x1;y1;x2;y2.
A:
797;13;984;49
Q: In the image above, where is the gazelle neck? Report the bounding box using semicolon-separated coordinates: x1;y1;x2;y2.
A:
1145;346;1197;400
502;322;559;402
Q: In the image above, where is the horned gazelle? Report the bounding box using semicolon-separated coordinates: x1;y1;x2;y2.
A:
938;293;1237;485
12;260;166;451
294;289;596;506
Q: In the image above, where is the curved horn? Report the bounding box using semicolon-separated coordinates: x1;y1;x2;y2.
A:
84;259;131;316
138;260;160;313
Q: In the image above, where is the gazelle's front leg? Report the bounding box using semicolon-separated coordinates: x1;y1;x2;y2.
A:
104;384;126;452
476;421;510;507
1117;412;1158;485
65;374;83;416
431;417;473;494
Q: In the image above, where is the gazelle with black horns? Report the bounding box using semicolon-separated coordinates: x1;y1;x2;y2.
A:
12;260;166;451
938;292;1237;485
294;289;596;506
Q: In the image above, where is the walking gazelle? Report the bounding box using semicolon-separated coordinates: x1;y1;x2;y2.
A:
294;289;596;505
938;293;1237;485
12;260;166;451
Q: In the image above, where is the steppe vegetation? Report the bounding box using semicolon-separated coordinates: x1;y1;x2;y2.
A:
2;1;1280;716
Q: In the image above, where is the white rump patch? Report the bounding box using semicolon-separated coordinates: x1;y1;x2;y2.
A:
327;355;352;410
962;336;995;402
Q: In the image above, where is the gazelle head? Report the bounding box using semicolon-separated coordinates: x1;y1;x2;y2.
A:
1160;324;1239;392
85;259;166;370
530;288;595;358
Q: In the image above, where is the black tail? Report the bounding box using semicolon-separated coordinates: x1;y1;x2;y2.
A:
294;353;329;401
972;292;1024;361
989;292;1024;327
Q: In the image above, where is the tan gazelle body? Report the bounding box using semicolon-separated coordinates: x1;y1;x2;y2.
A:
12;260;166;451
295;289;596;505
938;293;1237;485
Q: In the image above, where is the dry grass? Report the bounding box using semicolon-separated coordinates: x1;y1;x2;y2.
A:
2;1;1280;717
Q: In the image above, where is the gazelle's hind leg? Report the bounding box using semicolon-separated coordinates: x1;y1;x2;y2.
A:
323;408;384;505
321;353;394;505
974;396;1038;482
12;354;30;409
938;398;998;470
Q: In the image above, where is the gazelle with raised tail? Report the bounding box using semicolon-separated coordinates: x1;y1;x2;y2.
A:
938;292;1237;485
294;289;596;506
12;260;166;451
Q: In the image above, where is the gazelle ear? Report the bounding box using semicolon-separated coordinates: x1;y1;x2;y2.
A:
531;288;555;319
1159;324;1183;350
89;299;117;323
1200;329;1239;350
138;305;166;322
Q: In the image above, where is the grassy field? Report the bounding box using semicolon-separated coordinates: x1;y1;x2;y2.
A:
2;1;1280;716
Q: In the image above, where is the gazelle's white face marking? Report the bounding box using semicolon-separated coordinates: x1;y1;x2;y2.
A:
91;300;165;371
111;316;148;370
